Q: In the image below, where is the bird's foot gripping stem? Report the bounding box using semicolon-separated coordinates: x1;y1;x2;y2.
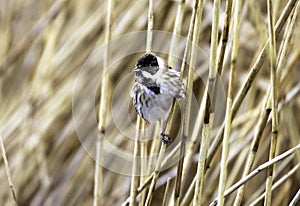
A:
161;133;173;144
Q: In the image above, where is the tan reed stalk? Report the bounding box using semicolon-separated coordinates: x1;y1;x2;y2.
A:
209;143;300;206
142;0;159;205
289;188;300;206
144;132;166;206
129;142;180;204
193;114;213;206
248;162;300;205
146;0;154;53
264;0;278;204
173;0;205;205
168;0;185;67
173;40;187;206
141;0;185;203
190;108;276;205
193;0;222;204
130;116;142;206
144;111;174;206
148;123;161;173
163;0;200;135
132;2;172;205
200;116;256;204
0;134;17;206
162;177;172;206
145;0;200;204
147;2;187;185
234;1;300;204
115;77;298;205
2;0;300;205
244;154;295;204
162;0;197;138
122;141;180;205
94;0;113;205
217;0;234;205
242;152;292;203
181;86;206;180
232;99;271;205
137;174;154;194
131;0;155;204
216;0;233;75
206;0;299;172
160;142;181;167
225;81;300;205
180;0;205;181
208;0;221;79
139;120;147;206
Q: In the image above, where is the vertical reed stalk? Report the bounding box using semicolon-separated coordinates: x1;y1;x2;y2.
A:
3;0;300;205
146;0;154;52
264;0;278;205
182;1;298;204
193;114;213;205
94;0;113;205
173;0;204;205
142;1;157;205
194;0;221;204
148;123;161;173
168;0;185;66
130;116;142;206
162;178;172;206
183;0;232;186
206;0;298;173
139;120;147;206
216;0;233;75
130;0;155;204
234;1;300;204
217;0;234;205
145;130;166;206
145;0;200;204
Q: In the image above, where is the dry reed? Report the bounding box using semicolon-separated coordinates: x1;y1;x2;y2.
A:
0;0;299;205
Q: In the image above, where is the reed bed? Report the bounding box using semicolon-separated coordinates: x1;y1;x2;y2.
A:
0;0;300;205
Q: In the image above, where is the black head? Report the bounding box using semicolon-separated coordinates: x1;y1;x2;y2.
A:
136;53;159;68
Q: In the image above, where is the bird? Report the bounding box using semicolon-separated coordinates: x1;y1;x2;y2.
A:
130;53;185;142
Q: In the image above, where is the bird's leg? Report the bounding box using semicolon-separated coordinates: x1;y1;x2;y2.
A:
160;120;172;144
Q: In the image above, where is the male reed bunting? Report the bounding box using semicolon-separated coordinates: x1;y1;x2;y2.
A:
130;53;185;125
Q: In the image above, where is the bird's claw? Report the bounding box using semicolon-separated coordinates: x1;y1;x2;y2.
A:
161;133;172;144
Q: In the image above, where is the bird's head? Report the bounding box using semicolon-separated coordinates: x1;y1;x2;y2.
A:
133;53;165;85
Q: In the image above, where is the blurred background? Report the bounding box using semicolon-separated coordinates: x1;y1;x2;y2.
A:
0;0;299;205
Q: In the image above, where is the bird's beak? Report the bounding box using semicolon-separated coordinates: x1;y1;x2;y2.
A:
133;66;139;72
